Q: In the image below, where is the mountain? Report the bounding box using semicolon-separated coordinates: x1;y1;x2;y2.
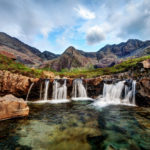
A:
41;46;97;71
95;39;150;68
0;32;58;66
44;39;150;71
40;51;60;60
1;32;150;71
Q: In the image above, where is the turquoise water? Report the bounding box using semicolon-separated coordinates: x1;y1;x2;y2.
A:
0;101;150;150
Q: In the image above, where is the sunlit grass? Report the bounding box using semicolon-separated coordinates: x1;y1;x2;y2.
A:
56;55;150;78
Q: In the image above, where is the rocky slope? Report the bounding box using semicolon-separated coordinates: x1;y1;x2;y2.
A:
95;39;150;68
42;46;98;71
0;32;58;66
44;39;150;71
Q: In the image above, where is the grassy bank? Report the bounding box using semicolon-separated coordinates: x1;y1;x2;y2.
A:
56;55;150;78
0;53;150;78
0;54;43;78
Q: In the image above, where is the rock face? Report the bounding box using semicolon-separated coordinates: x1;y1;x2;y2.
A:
0;70;39;99
84;78;103;98
143;59;150;69
0;94;29;120
136;77;150;106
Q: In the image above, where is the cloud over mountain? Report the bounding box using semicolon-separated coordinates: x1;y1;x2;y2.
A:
86;26;105;45
0;0;149;53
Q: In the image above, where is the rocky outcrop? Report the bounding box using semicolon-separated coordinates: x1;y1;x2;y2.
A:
42;71;55;78
0;70;39;99
0;94;29;120
143;59;150;69
136;77;150;106
83;78;103;98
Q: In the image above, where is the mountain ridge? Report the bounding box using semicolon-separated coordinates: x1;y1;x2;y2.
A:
0;32;59;66
0;32;150;71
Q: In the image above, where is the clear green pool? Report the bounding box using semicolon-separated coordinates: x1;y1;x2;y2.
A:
0;101;150;150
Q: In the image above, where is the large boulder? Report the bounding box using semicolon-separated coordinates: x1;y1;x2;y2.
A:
0;94;29;120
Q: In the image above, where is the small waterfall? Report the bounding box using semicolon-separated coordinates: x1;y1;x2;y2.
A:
43;80;50;100
94;80;136;107
26;83;34;101
71;79;93;101
52;79;67;100
132;80;136;105
72;79;87;98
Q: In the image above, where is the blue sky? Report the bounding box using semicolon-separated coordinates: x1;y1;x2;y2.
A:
0;0;150;54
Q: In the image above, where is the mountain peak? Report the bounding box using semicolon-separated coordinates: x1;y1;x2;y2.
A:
127;39;141;43
63;46;77;54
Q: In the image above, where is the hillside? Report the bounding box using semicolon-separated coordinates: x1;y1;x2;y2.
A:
0;53;44;77
1;45;149;79
42;46;98;71
0;32;58;66
56;55;150;78
44;39;150;71
1;32;150;71
95;39;150;68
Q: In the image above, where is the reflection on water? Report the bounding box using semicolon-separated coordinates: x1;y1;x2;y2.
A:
0;101;150;150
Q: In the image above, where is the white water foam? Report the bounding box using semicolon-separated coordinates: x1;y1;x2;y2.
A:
93;80;136;108
28;99;70;104
72;79;92;101
71;97;94;101
44;80;50;100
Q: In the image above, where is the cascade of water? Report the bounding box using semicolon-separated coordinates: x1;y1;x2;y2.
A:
94;80;136;107
132;80;136;105
43;80;50;100
72;79;87;98
26;83;34;101
102;81;125;103
52;79;67;100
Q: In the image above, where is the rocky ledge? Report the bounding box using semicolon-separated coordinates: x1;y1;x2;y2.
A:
0;70;39;99
0;94;29;120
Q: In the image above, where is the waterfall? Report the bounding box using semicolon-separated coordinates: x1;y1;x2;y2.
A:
72;79;87;98
52;79;68;100
132;80;136;105
26;83;34;101
43;80;50;100
93;80;136;107
71;79;93;101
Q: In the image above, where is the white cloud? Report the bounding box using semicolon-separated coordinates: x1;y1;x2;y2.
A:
74;5;95;20
86;26;105;45
0;0;150;53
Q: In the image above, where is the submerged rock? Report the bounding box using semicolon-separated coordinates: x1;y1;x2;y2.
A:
0;94;29;120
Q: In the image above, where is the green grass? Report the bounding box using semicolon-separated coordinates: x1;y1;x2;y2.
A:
0;54;43;78
0;53;150;78
56;55;150;78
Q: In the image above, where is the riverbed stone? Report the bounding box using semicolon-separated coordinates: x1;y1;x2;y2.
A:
0;94;29;120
